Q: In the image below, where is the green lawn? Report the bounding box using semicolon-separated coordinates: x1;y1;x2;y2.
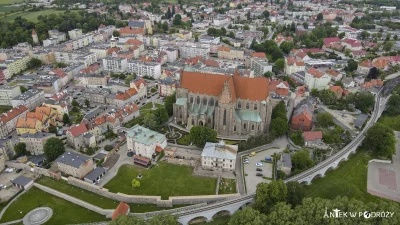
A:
177;134;191;145
304;148;382;203
378;115;400;131
0;9;69;22
0;0;24;4
0;6;22;14
218;178;237;194
0;105;12;114
139;102;163;112
0;187;106;224
104;162;217;199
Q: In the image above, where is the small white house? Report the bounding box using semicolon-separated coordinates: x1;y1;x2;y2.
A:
201;141;238;171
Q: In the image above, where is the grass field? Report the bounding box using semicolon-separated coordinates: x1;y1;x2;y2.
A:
139;102;163;112
378;115;400;131
36;177;188;213
0;187;106;224
304;148;382;203
104;162;217;199
0;0;24;4
177;134;191;145
0;9;68;22
218;178;237;194
0;6;22;14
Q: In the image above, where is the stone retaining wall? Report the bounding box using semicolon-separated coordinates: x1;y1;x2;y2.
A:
5;162;60;179
167;158;197;167
67;177;240;206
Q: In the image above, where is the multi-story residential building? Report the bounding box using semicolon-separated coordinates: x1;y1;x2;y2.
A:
158;77;178;97
0;54;30;76
11;89;45;111
199;35;221;44
32;75;61;97
42;101;69;122
159;46;179;63
82;88;110;104
126;124;167;160
31;50;56;65
129;78;147;100
0;86;21;106
304;68;331;90
284;57;305;75
48;29;67;42
177;42;210;59
173;71;273;137
201;141;237;171
75;73;108;88
127;60;161;79
0;139;13;162
291;98;316;131
250;57;272;77
55;151;94;178
325;69;343;82
107;88;138;108
103;55;128;73
0;68;10;83
0;105;28;138
89;44;109;59
66;122;95;149
217;47;244;60
54;50;97;66
16;117;44;135
19;132;56;155
68;29;83;40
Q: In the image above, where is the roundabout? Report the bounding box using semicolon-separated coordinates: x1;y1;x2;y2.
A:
22;207;53;225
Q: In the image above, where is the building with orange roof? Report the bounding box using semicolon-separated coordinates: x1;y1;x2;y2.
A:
107;88;138;108
329;86;344;98
325;69;343;81
269;80;290;99
217;46;244;60
251;52;267;59
0;105;28;138
173;71;273;137
112;202;130;220
129;78;147;100
16;117;44;135
291;98;317;131
274;33;293;46
304;68;331;90
66;122;93;149
361;79;384;90
119;26;145;36
284;57;305;75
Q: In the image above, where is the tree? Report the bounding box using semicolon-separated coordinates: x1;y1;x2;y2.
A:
318;89;337;105
109;215;145;225
383;41;394;51
229;207;267;225
131;179;140;188
353;91;375;113
271;101;287;121
20;86;28;93
344;59;358;72
153;107;169;126
270;118;288;137
255;180;287;213
286;181;306;207
63;113;70;125
262;10;270;18
290;131;304;146
125;74;136;85
364;123;396;159
273;58;285;72
360;30;370;40
48;126;57;133
164;93;176;116
228;31;235;38
317;13;323;21
15;142;28;157
173;14;182;26
243;25;249;30
189;126;217;147
162;21;168;32
112;30;120;37
367;67;379;80
27;58;43;69
386;94;400;116
143;113;158;130
338;32;345;39
263;71;273;78
291;149;314;173
84;99;90;107
271;49;284;62
44;138;65;161
394;35;398;40
147;214;179;225
72;99;79;107
279;41;294;53
317;112;334;127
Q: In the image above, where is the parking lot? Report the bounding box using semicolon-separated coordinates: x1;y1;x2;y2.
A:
243;147;284;193
0;169;36;202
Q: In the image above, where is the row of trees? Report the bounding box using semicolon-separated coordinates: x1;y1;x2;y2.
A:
15;137;65;162
314;89;375;113
270;101;288;137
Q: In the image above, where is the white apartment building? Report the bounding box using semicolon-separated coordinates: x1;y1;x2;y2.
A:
89;44;109;59
103;56;128;73
201;141;237;171
127;60;161;79
0;86;21;106
250;57;272;77
19;133;56;155
304;68;331;90
159;46;179;63
11;89;45;111
68;29;83;40
126;125;167;160
54;50;97;66
177;43;210;59
0;105;28;138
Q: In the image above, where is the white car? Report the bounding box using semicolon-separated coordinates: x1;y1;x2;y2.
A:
256;162;263;167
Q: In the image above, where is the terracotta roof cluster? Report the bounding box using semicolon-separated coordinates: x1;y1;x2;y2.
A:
51;91;68;101
295;52;308;60
303;131;323;141
251;52;267;58
203;59;219;67
329;86;344;94
68;122;88;137
139;56;152;62
125;39;143;46
301;48;324;54
0;105;28;124
184;56;203;65
361;79;383;89
16;117;40;129
269;80;289;96
307;68;324;78
323;37;340;46
351;50;366;56
325;69;340;77
180;71;270;101
119;26;145;35
111;202;130;220
107;47;120;55
359;59;389;69
80;63;101;74
342;38;362;47
218;46;231;52
286;57;305;66
51;68;67;78
274;33;293;44
116;88;138;100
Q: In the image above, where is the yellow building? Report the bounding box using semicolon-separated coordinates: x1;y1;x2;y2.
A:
0;55;30;76
16;118;44;135
42;103;68;121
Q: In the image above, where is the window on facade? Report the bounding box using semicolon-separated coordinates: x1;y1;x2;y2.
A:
254;104;257;110
252;124;254;130
244;124;247;129
238;102;242;108
234;125;236;131
230;165;232;168
196;96;200;104
208;118;211;124
223;109;227;125
203;97;207;105
190;97;193;103
191;119;194;125
258;125;260;131
246;103;249;109
209;98;214;106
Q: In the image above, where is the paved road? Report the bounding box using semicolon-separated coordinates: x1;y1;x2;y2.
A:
98;143;130;187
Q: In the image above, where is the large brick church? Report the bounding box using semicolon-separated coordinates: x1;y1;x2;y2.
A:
173;71;273;137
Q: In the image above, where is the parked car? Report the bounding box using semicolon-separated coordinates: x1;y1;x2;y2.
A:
256;168;262;172
16;169;22;173
243;160;249;164
249;152;256;157
265;157;272;162
255;162;263;167
256;173;263;177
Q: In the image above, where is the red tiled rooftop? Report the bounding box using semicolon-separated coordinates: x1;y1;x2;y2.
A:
303;131;323;141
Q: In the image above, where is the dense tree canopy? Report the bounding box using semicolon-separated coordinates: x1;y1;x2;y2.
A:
317;112;334;127
290;131;304;146
228;207;267;225
14;142;28;157
291;149;314;174
318;89;337;105
386;94;400;116
44;138;65;161
189;126;217;147
164;93;176;116
255;180;287;213
364;123;396;159
286;181;306;207
110;214;178;225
